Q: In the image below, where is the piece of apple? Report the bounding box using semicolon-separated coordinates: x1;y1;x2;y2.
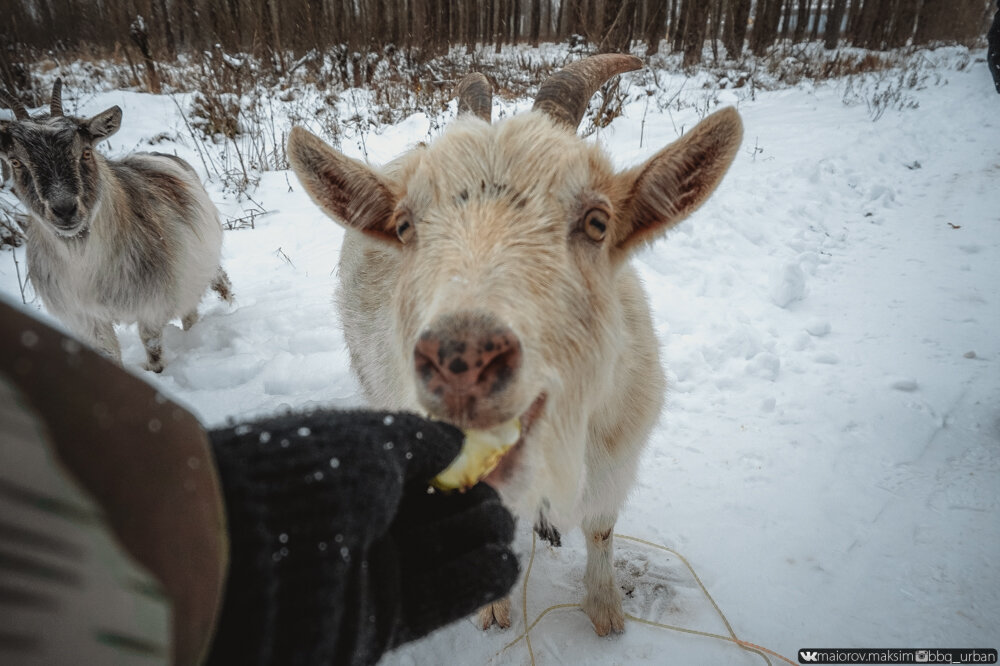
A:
431;418;521;491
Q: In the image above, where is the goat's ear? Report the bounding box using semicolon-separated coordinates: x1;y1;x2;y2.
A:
614;107;742;253
84;106;122;140
287;126;398;243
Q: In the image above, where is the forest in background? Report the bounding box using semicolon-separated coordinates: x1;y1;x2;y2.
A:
2;0;994;100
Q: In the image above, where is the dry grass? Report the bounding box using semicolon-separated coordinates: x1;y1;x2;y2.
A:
1;40;957;224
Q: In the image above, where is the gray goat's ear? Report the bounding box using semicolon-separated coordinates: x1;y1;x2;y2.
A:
84;106;123;140
287;126;398;243
615;107;743;253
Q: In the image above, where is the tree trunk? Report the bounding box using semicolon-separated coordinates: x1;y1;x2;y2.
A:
466;0;477;52
793;0;811;42
584;0;600;40
644;0;668;54
682;0;709;65
494;0;503;53
809;0;822;40
886;0;919;47
823;0;848;49
156;0;176;58
845;0;864;41
914;0;986;44
599;0;638;52
672;0;688;51
530;0;542;46
722;0;751;59
710;0;724;61
750;0;781;55
510;0;520;43
851;0;883;48
780;0;794;41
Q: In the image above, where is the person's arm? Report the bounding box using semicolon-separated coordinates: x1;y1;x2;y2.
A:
0;298;226;666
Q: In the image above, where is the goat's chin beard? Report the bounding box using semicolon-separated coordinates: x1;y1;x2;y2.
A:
48;219;89;239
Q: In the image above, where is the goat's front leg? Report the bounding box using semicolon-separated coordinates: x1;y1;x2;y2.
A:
139;323;166;373
582;513;624;636
476;596;511;629
211;267;234;303
84;320;122;365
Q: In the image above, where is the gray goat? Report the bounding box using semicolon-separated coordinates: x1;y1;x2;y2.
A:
1;81;232;372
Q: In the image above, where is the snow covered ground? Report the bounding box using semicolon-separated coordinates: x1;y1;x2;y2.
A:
2;48;998;664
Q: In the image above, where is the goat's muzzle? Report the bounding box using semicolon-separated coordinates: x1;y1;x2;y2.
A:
48;198;85;236
414;311;522;429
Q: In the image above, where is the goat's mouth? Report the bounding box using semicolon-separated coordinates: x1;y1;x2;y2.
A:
429;392;546;491
481;392;546;488
49;218;87;238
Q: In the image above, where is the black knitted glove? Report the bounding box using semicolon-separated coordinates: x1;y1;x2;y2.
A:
205;410;519;666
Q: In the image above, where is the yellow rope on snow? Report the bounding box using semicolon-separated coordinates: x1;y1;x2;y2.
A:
495;531;796;666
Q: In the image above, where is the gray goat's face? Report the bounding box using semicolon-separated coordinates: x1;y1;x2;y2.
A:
1;81;121;237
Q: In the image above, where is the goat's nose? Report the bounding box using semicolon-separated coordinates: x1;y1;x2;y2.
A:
51;200;78;224
414;313;522;403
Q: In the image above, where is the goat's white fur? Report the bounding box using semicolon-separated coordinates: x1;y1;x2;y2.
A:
289;83;742;636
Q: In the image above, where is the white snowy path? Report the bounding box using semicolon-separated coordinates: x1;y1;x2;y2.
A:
2;53;997;663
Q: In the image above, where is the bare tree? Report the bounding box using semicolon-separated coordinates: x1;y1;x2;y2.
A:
793;0;812;42
750;0;782;54
824;0;849;48
914;0;988;45
681;0;710;64
531;0;542;46
723;0;752;59
599;0;638;53
644;0;669;54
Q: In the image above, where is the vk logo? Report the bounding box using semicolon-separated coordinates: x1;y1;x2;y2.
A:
800;651;820;663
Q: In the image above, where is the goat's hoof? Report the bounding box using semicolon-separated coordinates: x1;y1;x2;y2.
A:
477;598;511;630
143;361;165;374
583;594;625;636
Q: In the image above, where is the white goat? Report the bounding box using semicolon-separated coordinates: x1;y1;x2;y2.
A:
288;55;743;635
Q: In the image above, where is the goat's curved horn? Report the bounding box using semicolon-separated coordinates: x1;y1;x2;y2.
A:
0;88;29;121
532;54;642;130
50;78;64;116
456;73;492;123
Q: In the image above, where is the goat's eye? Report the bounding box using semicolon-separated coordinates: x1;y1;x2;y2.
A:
81;149;93;161
395;212;415;244
8;158;21;169
582;208;609;242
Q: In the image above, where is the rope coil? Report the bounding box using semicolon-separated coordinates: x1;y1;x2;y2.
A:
495;531;796;666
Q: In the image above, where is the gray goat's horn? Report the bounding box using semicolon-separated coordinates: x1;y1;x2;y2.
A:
532;54;642;130
50;78;64;116
456;73;492;123
1;88;29;120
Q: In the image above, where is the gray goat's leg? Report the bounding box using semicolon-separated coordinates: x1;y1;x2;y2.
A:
181;309;199;331
139;323;166;373
87;320;123;365
210;267;234;303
